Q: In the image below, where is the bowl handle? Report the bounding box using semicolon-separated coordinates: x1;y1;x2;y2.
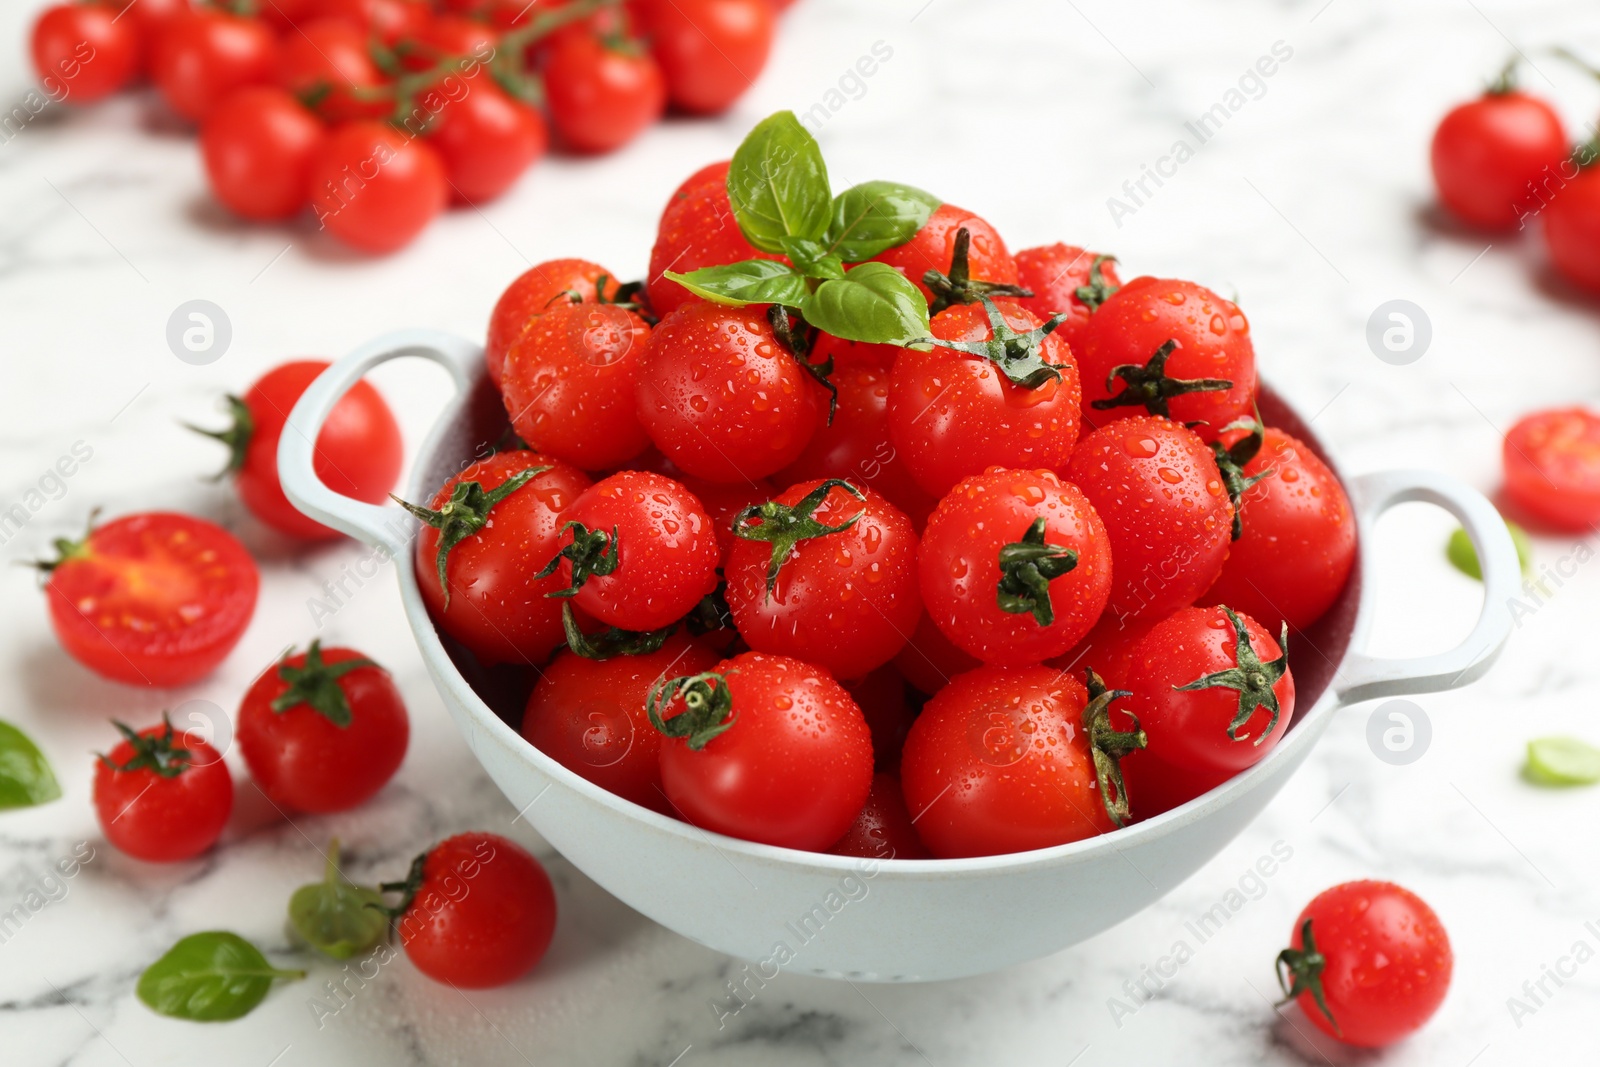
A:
1334;468;1518;705
278;329;479;554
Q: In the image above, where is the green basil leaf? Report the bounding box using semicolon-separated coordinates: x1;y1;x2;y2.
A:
665;261;811;307
137;932;305;1022
1526;737;1600;786
726;111;832;254
800;263;931;346
827;181;941;262
780;236;846;280
288;841;388;960
0;720;61;810
1446;520;1531;581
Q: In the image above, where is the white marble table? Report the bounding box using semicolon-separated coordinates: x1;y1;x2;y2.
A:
3;0;1600;1062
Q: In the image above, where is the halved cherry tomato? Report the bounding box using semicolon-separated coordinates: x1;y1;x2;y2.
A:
1503;406;1600;531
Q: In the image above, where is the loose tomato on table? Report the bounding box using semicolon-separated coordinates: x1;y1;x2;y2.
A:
650;651;874;850
1541;159;1600;296
485;258;621;388
275;18;392;125
1502;406;1600;531
39;512;258;687
424;75;548;205
237;641;409;813
149;8;278;123
93;715;233;862
542;33;665;154
200;87;325;222
30;3;140;104
1015;245;1121;356
633;0;775;115
190;359;402;541
1430;74;1568;231
1277;881;1452;1047
308;121;448;254
645;161;784;319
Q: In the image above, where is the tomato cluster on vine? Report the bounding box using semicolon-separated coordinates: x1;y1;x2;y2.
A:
29;0;791;253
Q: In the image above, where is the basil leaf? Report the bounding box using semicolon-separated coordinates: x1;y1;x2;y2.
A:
1526;737;1600;786
288;841;388;960
1446;520;1531;581
827;181;941;262
727;111;832;254
666;261;811;307
801;263;931;346
0;720;61;810
138;931;304;1022
780;237;846;280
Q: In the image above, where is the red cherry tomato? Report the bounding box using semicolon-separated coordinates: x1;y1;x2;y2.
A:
123;0;192;45
871;203;1017;307
237;642;408;813
887;298;1081;498
1014;244;1122;356
521;633;717;812
725;479;921;679
842;666;916;771
633;0;773;114
403;13;498;71
1066;415;1232;623
919;467;1112;667
652;651;873;850
1431;89;1567;231
1503;407;1600;530
150;9;277;122
201;87;325;222
319;0;430;44
500;301;653;470
646;161;784;319
407;450;591;665
828;773;929;860
1278;881;1452;1048
425;77;547;204
276;17;391;124
31;3;140;104
900;665;1135;858
308;121;447;254
892;612;979;697
42;512;258;687
394;832;557;988
486;260;621;388
543;470;721;631
635;302;823;482
543;34;665;154
1542;164;1600;296
93;717;233;862
1203;426;1356;632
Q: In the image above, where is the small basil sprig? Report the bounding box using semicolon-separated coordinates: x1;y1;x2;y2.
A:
666;111;940;348
0;720;61;810
137;932;304;1022
287;840;388;960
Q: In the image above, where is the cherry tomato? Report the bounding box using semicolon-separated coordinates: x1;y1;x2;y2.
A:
521;633;717;812
1066;415;1232;623
403;13;498;71
1278;881;1452;1047
237;642;408;813
394;832;556;988
1431;88;1567;231
900;665;1139;858
404;449;591;665
652;651;873;850
542;470;720;631
319;0;430;44
276;17;391;124
828;772;929;860
807;332;904;372
501;301;653;470
425;77;547;204
123;0;192;45
150;8;277;123
31;3;140;104
255;0;316;33
42;512;258;687
842;666;916;771
486;259;620;388
633;0;773;114
1203;425;1356;632
201;87;325;222
1503;407;1600;531
93;717;232;862
309;120;447;254
1077;277;1256;440
646;161;784;319
1015;244;1122;356
193;360;402;540
543;34;665;154
624;449;775;556
725;479;921;679
892;612;979;697
1542;163;1600;296
635;302;823;482
887;298;1081;498
919;467;1112;667
871;203;1018;307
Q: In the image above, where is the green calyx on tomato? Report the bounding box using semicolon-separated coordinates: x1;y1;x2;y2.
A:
271;640;381;728
732;478;867;597
996;517;1079;626
1275;917;1341;1034
536;521;621;599
686;578;735;636
664;111;940;348
1082;669;1146;827
372;850;429;921
288;840;389;960
396;465;550;609
647;670;736;750
99;714;192;779
767;306;839;420
185;395;255;480
915;296;1068;390
1075;254;1121;314
1090;339;1234;420
29;508;99;574
923;227;1033;315
1174;606;1290;745
1209;416;1274;541
560;602;677;661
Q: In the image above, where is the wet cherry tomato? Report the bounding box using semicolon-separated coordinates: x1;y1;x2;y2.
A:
1015;244;1121;356
828;772;929;860
646;161;784;319
485;259;620;388
93;716;233;862
871;203;1017;307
